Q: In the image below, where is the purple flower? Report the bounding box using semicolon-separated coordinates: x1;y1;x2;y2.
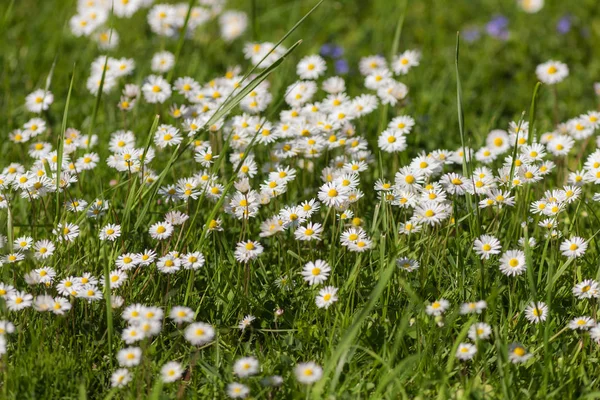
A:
334;59;349;75
330;45;344;59
320;44;333;57
463;27;481;43
556;15;571;34
486;15;509;40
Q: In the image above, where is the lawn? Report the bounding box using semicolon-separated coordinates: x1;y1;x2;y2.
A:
1;0;600;398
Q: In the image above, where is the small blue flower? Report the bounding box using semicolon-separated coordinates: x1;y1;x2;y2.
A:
486;15;509;40
320;43;333;57
335;59;349;75
330;45;344;59
556;15;571;34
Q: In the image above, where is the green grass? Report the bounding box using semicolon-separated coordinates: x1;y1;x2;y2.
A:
1;0;600;399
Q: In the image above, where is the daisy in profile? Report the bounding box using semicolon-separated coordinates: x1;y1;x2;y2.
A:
560;237;588;258
297;55;327;80
456;343;477;361
568;316;595;331
233;357;259;377
234;240;264;263
301;260;331;285
161;361;184;383
294;361;323;384
426;299;449;316
460;300;487;315
315;286;338;309
572;279;600;299
396;257;419;272
473;235;501;260
184;322;215;345
468;322;492;341
499;250;527;276
227;382;250;398
524;302;548;323
508;343;533;364
238;315;256;331
536;60;568;85
99;224;121;241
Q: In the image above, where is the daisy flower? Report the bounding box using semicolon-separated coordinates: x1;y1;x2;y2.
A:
142;75;172;103
151;51;175;73
149;221;174;240
396;257;419;272
99;224;121;241
392;49;421;75
111;368;132;388
294;222;324;241
318;181;349;207
524;302;548;323
315;286;339;309
294;362;323;384
234;240;264;263
233;357;260;377
473;235;502;260
169;306;194;324
560;237;588;258
499;250;527;276
468;322;492;341
426;299;450;316
536;60;568;85
117;347;142;367
456;343;477;361
508;343;533;364
297;55;327;80
227;382;250;398
25;89;54;113
6;291;33;311
568;316;595;331
161;361;184;383
572;279;600;299
301;260;331;285
378;129;407;153
238;315;256;330
185;322;215;345
460;300;487;315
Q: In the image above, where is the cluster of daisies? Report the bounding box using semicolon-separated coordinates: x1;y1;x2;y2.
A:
70;0;246;50
4;0;600;394
387;58;600;363
111;303;323;393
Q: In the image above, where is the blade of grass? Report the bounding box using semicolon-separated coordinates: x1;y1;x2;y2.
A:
527;82;542;145
54;65;76;224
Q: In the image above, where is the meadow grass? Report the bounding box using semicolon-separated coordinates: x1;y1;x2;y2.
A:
1;0;600;399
